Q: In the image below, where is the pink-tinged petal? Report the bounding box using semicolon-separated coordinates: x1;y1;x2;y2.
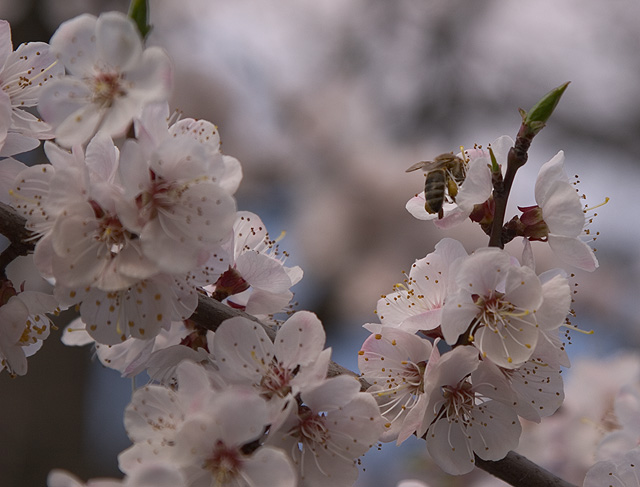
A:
0;20;12;68
425;346;480;393
38;78;93;126
537;272;570;329
302;374;361;411
0;157;26;203
124;384;183;443
48;96;105;147
95;97;137;139
210;388;269;446
326;393;384;455
489;135;514;163
503;265;543;310
405;192;434;220
241;447;297;487
0;89;11;143
50;14;99;77
95;12;142;72
170;118;220;153
243;288;293;316
542;180;585;237
4;42;64;104
474;320;538;369
127;464;186;487
299;445;358;487
85;132;119;182
470;360;517;405
125;47;173;103
176;360;219;401
432;205;470;229
43;140;85;170
0;133;40;157
455;155;492;211
547;234;598;271
396;392;427;444
535;151;567;204
583;449;640;487
11;108;55;139
214;316;273;383
235;251;291;293
511;358;564;422
60;318;93;346
274;311;325;368
116;138;149;204
359;326;431;377
469;400;521;461
221;155;243;194
441;292;478;344
455;248;511;296
134;101;170;145
427;418;475;474
291;347;331;394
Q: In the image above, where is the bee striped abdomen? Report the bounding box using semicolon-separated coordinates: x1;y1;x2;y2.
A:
424;168;446;217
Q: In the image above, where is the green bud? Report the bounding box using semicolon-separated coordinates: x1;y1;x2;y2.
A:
128;0;152;39
522;82;570;135
488;147;500;173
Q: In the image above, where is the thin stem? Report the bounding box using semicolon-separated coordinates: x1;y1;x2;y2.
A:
488;130;532;248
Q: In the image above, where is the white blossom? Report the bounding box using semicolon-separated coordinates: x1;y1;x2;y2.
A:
533;151;599;271
38;12;173;147
374;238;467;334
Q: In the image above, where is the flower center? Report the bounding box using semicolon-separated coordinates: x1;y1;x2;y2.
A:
297;405;330;445
441;380;475;422
91;71;125;107
260;361;294;398
203;440;243;484
90;200;130;254
470;291;530;338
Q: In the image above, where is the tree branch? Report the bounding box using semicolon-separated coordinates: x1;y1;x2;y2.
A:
475;451;578;487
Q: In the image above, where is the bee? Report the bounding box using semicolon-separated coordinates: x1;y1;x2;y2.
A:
406;152;467;219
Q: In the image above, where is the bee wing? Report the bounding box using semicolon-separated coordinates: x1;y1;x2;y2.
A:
405;160;447;173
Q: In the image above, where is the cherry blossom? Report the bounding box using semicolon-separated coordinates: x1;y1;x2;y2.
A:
195;211;303;316
116;129;237;275
471;336;565;423
583;448;640;487
441;248;569;369
120;361;295;487
527;150;599;271
213;312;330;425
358;325;433;441
0;20;63;156
171;389;296;487
411;345;521;475
38;12;173;147
268;374;384;487
374;238;467;334
0;256;59;376
119;361;225;471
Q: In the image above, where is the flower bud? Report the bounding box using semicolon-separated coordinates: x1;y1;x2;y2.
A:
519;204;550;240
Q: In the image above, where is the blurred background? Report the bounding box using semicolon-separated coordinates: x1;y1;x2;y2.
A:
0;0;639;486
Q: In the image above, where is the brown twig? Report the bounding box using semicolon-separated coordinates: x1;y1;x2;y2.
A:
475;451;578;487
